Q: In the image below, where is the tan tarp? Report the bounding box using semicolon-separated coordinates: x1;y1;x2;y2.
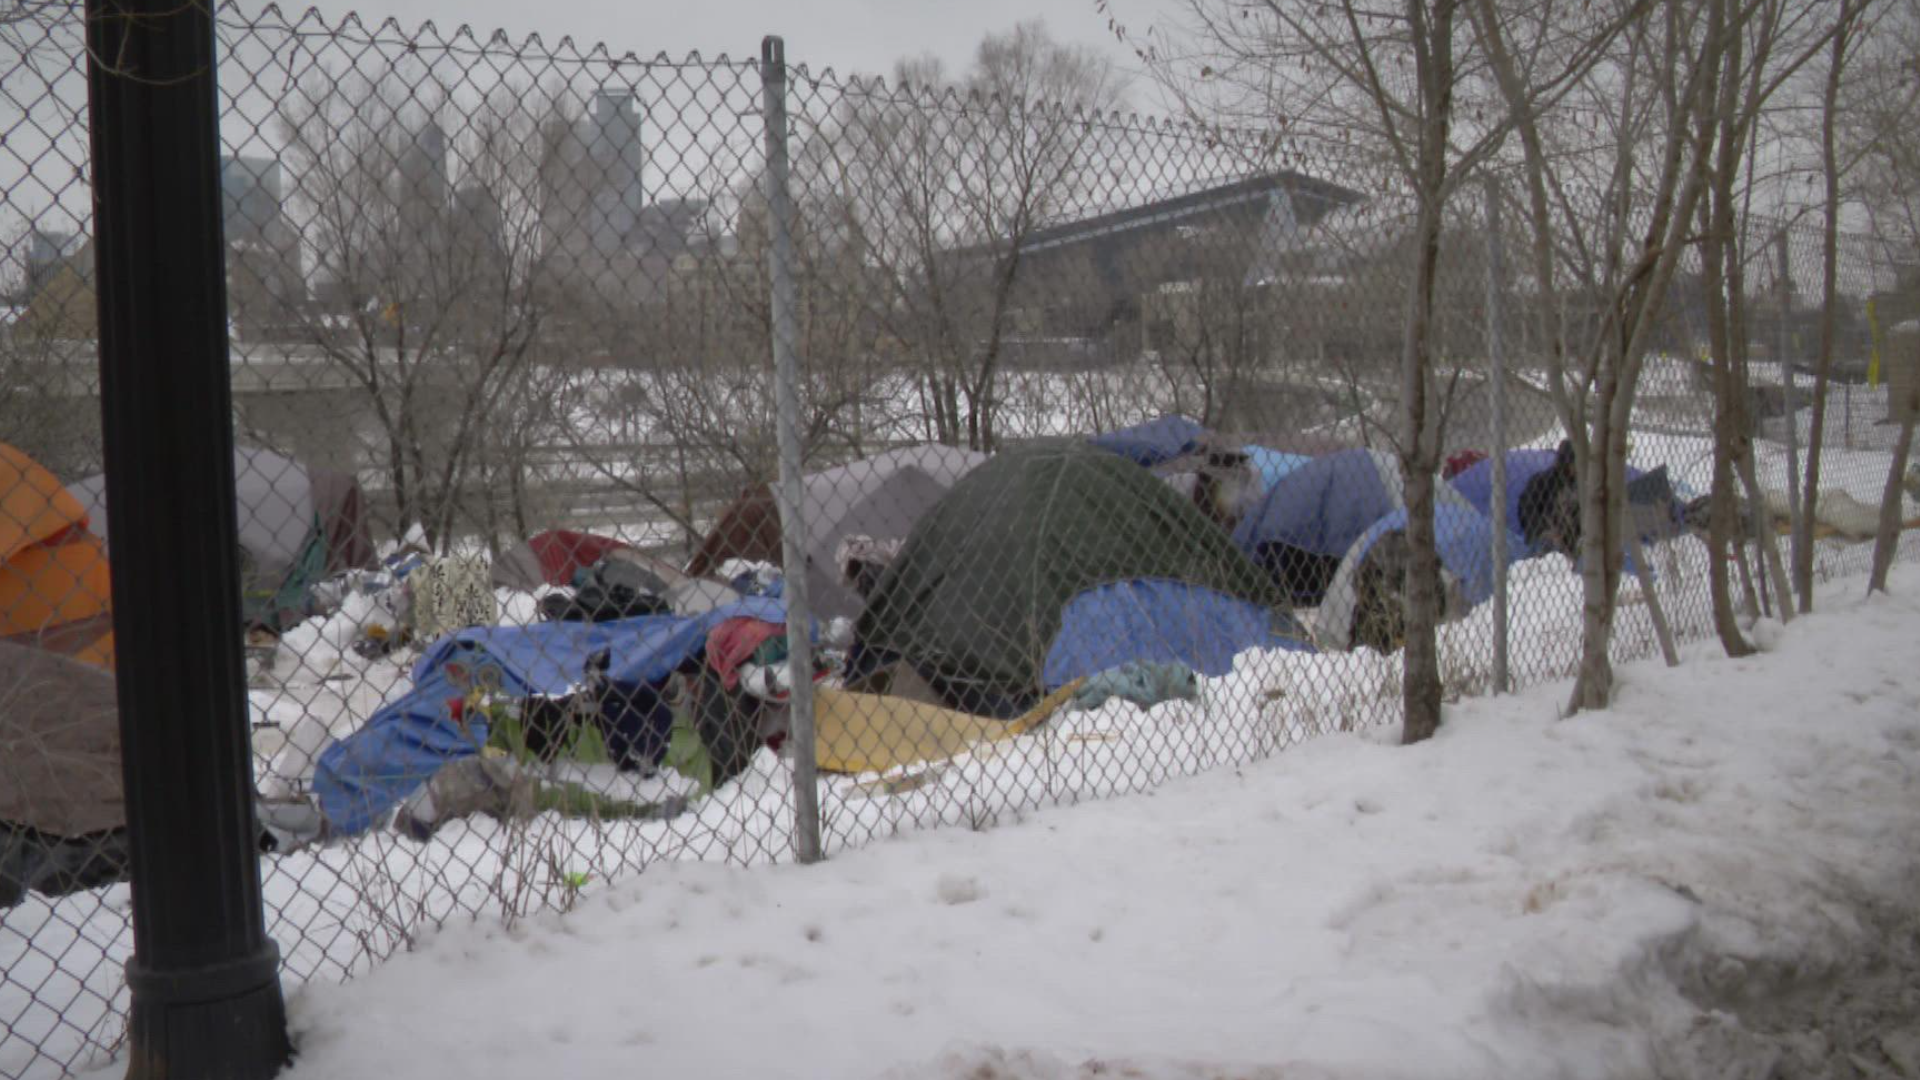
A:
1764;487;1891;542
0;639;122;836
814;678;1084;775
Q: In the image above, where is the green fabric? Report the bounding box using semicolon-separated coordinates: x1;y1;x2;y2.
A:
664;711;715;794
244;513;328;628
486;709;613;766
532;782;664;821
1072;660;1199;711
856;443;1278;702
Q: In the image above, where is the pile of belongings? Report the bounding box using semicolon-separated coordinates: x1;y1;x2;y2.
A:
1447;442;1687;558
539;556;672;623
311;595;825;836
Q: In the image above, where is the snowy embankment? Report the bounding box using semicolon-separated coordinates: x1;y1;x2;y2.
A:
192;568;1920;1080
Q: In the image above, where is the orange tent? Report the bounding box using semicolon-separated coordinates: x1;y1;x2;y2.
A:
1;444;113;668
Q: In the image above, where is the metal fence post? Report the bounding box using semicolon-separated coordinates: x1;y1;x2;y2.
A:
83;0;291;1075
1483;175;1510;694
761;35;824;865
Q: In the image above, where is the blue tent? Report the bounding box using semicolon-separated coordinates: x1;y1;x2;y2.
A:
1242;445;1314;492
313;596;793;835
1088;415;1206;467
1234;448;1481;557
1042;578;1313;688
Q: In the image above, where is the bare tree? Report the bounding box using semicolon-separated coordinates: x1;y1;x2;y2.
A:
1470;0;1738;709
1792;0;1874;610
806;22;1119;452
275;73;551;550
1850;0;1920;591
1152;0;1629;741
1691;0;1844;645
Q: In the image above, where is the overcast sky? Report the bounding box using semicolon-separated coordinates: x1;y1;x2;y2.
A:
295;0;1168;91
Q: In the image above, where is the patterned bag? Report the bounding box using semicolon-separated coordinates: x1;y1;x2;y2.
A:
407;554;497;642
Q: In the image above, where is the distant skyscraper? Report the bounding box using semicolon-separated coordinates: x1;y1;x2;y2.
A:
220;156;287;247
398;121;450;211
587;91;644;256
218;155;302;339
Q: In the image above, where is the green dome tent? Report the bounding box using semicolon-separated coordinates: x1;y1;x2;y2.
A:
855;442;1282;713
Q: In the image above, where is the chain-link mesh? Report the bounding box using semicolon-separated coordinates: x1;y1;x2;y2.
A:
4;3;1919;1077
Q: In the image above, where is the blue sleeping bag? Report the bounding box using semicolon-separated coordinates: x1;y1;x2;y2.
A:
1042;578;1314;689
313;596;793;835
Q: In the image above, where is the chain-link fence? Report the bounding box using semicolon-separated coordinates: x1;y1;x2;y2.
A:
5;3;1919;1076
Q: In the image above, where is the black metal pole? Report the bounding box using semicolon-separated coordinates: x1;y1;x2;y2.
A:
83;0;292;1076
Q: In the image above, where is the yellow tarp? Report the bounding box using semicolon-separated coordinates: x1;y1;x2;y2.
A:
815;678;1085;775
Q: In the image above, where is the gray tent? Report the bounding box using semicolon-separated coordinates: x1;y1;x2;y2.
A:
798;446;987;620
72;445;315;575
69;444;375;627
686;445;987;621
0;639;122;838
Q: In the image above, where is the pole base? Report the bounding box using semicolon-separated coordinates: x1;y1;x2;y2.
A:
124;945;291;1080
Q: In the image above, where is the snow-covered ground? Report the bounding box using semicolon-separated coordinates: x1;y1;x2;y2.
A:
71;565;1920;1080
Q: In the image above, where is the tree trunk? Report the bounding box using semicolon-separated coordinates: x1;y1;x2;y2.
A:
1737;439;1795;620
1796;7;1853;612
1699;195;1754;656
1398;0;1455;748
1567;378;1628;711
1868;378;1919;592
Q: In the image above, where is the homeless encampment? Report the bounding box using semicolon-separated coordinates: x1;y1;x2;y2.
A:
311;596;806;835
0;639;127;907
68;444;375;630
3;443;113;665
1232;447;1482;605
853;442;1305;718
685;446;986;621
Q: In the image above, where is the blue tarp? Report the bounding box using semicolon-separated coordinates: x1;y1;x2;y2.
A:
1449;450;1678;556
1088;415;1207;467
1447;449;1560;539
1242;445;1314;492
1042;578;1313;689
1232;448;1400;558
313;596;792;835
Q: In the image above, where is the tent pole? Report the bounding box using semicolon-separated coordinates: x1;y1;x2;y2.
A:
84;0;291;1074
